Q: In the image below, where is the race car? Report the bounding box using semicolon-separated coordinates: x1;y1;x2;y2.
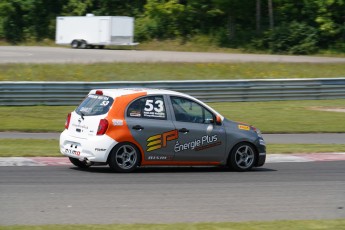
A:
60;88;266;172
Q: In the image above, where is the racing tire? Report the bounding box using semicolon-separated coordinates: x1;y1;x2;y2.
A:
71;40;80;49
108;143;141;173
69;157;90;169
228;143;257;172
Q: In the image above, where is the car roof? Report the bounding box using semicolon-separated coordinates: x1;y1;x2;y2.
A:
89;88;191;98
88;88;224;119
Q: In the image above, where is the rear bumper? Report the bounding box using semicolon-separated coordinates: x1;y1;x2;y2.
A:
59;130;117;163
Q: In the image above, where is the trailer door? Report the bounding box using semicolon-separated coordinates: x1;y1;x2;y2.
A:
99;19;109;43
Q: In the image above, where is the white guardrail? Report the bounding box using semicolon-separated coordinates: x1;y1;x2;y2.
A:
1;78;345;105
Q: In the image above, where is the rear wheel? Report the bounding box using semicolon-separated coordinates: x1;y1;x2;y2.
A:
69;157;90;169
108;143;141;173
79;40;87;49
229;143;256;172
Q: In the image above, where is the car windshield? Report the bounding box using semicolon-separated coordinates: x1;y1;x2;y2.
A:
75;94;114;116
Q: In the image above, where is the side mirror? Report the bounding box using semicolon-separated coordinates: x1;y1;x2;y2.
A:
215;115;222;125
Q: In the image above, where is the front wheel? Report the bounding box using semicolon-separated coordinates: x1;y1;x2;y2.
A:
71;40;80;48
229;143;257;172
108;143;141;173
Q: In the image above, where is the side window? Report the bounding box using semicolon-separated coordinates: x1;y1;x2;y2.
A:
127;96;166;120
170;96;214;124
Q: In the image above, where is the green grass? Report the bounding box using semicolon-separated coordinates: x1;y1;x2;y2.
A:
1;99;345;133
1;139;344;157
0;106;73;132
209;99;345;133
0;220;344;230
0;62;344;81
0;139;60;157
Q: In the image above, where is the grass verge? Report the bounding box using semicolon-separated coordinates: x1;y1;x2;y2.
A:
0;139;344;157
0;139;60;157
1;99;345;133
0;220;344;230
0;62;344;81
210;99;345;133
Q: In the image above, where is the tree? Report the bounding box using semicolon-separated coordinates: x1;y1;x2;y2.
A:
268;0;273;29
256;0;261;33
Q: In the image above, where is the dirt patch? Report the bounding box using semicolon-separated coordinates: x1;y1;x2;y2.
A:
309;106;345;113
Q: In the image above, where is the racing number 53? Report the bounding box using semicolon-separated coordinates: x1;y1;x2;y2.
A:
144;99;164;112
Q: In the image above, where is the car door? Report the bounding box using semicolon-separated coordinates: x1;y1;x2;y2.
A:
125;95;177;162
168;96;227;162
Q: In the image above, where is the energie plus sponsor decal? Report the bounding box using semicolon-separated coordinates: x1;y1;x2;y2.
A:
146;129;221;153
174;135;220;152
146;130;178;151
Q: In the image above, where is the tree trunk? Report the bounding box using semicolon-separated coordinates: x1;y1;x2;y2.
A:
227;14;236;40
268;0;274;29
256;0;261;34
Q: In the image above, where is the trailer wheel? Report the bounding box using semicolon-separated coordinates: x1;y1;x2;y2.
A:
71;40;80;49
79;40;87;49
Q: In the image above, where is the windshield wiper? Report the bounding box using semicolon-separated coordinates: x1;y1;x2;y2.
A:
80;112;85;120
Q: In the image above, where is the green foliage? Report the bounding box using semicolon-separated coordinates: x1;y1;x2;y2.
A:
135;0;187;40
252;22;320;54
62;0;93;16
0;0;344;53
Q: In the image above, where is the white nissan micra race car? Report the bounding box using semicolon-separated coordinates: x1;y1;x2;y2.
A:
60;88;266;172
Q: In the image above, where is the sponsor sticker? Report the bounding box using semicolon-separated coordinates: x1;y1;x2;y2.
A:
147;130;178;152
146;130;222;153
238;124;250;131
65;149;81;156
147;155;172;161
174;135;220;153
112;119;124;126
95;148;106;152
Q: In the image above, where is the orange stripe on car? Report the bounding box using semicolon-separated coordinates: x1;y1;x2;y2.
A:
105;92;146;160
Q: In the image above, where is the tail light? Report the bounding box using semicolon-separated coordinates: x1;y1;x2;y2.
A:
97;119;108;135
65;113;71;129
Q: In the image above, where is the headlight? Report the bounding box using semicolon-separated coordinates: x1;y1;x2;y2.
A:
257;129;262;137
254;127;263;138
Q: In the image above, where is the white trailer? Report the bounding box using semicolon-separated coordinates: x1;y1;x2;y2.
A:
55;14;138;49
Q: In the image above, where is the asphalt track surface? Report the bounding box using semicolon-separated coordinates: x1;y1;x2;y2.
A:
1;47;345;226
0;161;344;225
1;132;345;144
1;46;345;64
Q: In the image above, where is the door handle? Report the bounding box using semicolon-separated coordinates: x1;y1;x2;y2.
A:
178;128;189;133
132;125;144;131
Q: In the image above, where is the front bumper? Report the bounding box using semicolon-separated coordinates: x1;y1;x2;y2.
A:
59;130;117;163
255;138;266;167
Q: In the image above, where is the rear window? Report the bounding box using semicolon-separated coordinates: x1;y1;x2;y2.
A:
76;94;114;116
